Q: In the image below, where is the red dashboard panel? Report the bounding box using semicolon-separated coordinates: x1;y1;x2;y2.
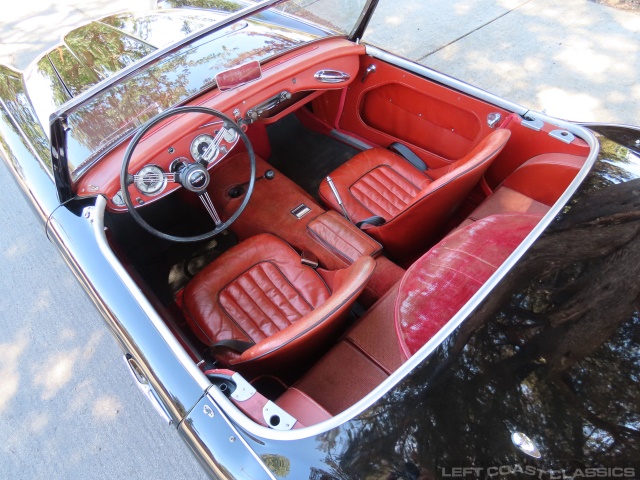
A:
76;38;364;212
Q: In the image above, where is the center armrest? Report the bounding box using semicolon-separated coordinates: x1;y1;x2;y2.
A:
306;210;382;266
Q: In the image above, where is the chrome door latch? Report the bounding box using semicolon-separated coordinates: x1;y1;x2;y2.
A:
314;70;351;83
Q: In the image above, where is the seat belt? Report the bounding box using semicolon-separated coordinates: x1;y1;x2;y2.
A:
356;216;386;228
389;142;428;171
212;339;255;354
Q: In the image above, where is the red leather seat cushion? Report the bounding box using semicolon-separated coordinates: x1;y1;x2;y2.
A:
318;147;432;223
501;153;585;206
183;234;330;349
395;214;542;358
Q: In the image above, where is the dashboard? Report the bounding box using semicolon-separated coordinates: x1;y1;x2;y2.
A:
74;38;364;212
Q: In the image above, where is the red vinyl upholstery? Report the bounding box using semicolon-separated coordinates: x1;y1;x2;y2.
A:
319;129;511;262
395;214;542;359
182;233;375;371
456;152;586;230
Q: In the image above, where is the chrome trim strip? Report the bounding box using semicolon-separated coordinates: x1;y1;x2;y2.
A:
51;0;288;118
364;45;529;116
91;195;210;392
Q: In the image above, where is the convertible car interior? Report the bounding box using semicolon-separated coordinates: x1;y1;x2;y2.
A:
79;36;590;429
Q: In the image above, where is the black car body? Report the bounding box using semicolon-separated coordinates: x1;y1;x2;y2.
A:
1;0;639;478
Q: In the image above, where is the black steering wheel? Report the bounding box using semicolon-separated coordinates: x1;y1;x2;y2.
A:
120;106;255;242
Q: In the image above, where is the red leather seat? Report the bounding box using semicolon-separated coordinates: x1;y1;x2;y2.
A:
395;213;541;358
182;233;375;372
318;129;511;262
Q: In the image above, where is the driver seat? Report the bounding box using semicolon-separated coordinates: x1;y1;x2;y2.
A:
182;233;375;372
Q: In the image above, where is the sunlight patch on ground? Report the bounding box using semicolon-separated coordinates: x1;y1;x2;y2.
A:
27;411;50;434
454;2;472;15
59;328;77;342
2;240;31;259
537;87;601;122
554;37;632;80
29;288;53;315
34;350;78;400
521;0;594;28
498;0;531;8
92;395;122;420
618;11;640;31
80;331;104;359
0;329;28;413
382;15;402;26
68;379;96;415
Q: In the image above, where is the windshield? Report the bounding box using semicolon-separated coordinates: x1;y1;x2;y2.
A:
61;0;368;182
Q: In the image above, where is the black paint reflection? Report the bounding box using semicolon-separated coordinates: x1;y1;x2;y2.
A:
47;45;101;97
311;143;640;478
100;11;221;49
64;22;155;80
0;66;51;169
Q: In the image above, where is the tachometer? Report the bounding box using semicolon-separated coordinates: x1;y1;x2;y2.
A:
190;133;218;163
134;164;167;196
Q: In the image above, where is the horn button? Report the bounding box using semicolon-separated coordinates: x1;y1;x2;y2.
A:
181;163;210;193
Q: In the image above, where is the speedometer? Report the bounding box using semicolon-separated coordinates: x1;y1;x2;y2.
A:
134;164;167;196
190;134;218;163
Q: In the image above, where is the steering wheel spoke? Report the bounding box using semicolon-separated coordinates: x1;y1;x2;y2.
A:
199;191;222;226
131;171;179;184
200;128;226;165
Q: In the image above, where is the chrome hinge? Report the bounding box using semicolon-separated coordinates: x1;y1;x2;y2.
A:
487;112;502;128
124;355;172;425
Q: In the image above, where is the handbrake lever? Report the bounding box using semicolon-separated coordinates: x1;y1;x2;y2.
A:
326;176;352;223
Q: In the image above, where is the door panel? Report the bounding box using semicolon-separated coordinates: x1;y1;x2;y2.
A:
360;83;479;160
336;56;509;168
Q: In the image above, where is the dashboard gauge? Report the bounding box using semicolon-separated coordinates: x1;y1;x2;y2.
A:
222;126;238;143
112;190;126;207
190;133;218;163
134;164;167;196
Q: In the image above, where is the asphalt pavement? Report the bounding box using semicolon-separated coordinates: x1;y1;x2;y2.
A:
0;1;638;479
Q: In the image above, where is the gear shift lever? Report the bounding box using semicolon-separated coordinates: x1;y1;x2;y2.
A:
228;169;275;198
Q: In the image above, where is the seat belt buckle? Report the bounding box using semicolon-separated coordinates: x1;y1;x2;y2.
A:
301;250;319;268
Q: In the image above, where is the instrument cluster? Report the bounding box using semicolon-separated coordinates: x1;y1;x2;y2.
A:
112;121;240;208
